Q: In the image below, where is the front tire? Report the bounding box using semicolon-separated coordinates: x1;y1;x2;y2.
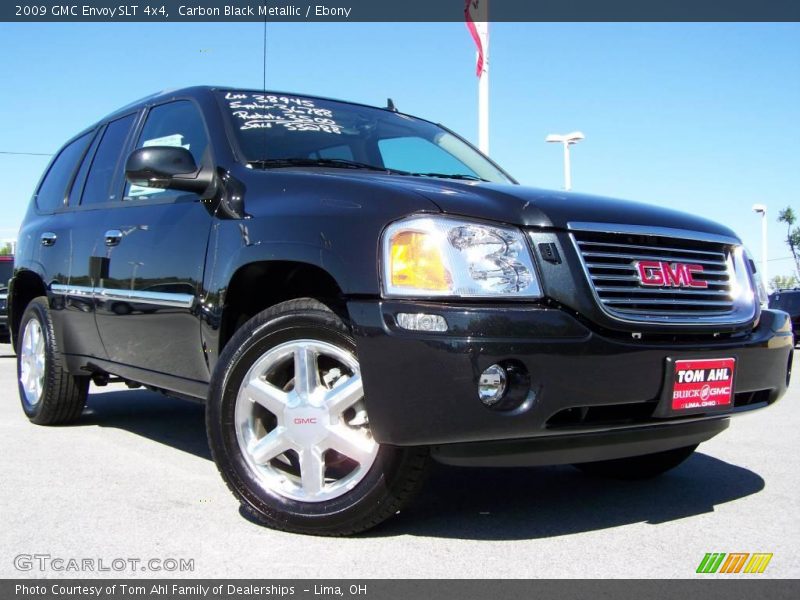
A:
206;298;428;536
17;297;89;425
573;444;698;480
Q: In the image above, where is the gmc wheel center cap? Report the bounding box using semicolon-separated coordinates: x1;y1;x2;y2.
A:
284;406;328;445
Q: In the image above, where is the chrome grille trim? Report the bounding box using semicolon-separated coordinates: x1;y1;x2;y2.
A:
593;286;732;296
581;251;726;266
566;223;758;326
600;298;733;306
577;240;726;258
567;222;741;245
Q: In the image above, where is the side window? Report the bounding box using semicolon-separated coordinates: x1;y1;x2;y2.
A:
125;101;209;200
378;136;478;177
35;132;93;212
81;114;136;205
68;130;102;207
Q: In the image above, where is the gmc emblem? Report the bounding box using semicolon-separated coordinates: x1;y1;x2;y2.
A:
293;417;318;425
635;260;708;289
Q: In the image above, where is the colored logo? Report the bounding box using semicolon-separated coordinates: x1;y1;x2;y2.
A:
696;553;773;574
635;260;708;288
672;358;735;411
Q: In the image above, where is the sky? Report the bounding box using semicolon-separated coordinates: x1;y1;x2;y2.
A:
0;22;798;280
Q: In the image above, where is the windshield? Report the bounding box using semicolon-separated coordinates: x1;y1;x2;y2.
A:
217;90;513;183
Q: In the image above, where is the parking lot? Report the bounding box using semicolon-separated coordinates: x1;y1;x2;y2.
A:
1;341;798;579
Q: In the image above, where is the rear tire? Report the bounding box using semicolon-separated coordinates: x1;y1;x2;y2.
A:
573;444;698;480
206;298;428;536
17;297;89;425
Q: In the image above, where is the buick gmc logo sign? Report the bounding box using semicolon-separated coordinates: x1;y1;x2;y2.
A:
635;260;708;289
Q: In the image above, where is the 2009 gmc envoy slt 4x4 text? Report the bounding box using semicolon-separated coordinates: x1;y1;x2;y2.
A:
8;87;792;535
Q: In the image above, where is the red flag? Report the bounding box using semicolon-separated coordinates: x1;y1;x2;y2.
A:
464;1;484;77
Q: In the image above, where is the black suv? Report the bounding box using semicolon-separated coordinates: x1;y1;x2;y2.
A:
769;288;800;346
8;87;793;535
0;255;12;342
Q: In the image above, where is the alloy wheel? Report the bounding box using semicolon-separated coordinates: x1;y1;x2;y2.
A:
234;339;378;502
20;318;45;407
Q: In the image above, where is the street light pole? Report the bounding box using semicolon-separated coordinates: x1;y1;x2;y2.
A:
752;204;768;283
546;131;585;191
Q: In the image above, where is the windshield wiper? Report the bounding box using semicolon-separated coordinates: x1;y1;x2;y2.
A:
410;172;488;182
249;158;403;174
249;159;487;182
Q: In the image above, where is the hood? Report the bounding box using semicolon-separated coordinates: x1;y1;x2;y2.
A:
384;177;739;240
242;168;739;241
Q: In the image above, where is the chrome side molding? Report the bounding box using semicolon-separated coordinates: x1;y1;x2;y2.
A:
50;284;194;309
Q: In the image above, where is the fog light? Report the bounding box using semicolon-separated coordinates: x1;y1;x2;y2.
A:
396;313;448;332
479;364;508;406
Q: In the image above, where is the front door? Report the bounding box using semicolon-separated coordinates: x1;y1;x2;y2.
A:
92;100;215;383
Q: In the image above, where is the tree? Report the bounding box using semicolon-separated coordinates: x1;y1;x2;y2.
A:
769;274;799;292
777;207;800;279
0;242;12;256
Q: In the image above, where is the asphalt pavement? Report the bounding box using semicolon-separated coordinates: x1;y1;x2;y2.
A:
1;341;798;578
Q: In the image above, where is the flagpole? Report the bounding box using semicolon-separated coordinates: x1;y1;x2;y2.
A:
477;20;489;155
466;1;490;155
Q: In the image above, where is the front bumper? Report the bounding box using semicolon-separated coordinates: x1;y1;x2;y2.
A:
348;301;792;452
431;417;730;467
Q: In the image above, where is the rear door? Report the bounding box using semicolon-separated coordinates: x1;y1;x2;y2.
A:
55;113;140;358
92;99;215;383
25;130;95;290
19;129;109;357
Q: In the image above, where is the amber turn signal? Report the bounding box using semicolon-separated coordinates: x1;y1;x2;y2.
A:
389;230;452;292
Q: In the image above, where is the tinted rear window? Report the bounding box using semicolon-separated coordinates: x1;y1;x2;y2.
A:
770;293;800;312
35;132;93;212
0;260;13;288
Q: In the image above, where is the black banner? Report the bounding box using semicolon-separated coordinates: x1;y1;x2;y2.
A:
2;0;800;22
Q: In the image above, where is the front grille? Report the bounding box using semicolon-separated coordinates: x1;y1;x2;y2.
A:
570;227;753;323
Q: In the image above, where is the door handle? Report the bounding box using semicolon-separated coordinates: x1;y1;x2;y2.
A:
40;232;57;246
105;230;123;246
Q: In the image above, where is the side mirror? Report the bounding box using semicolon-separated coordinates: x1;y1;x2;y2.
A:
125;146;212;195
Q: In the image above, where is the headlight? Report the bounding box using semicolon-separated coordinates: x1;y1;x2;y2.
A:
381;215;542;298
754;272;769;308
743;247;769;308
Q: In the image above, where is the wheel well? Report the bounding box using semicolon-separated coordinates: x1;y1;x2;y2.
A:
10;270;47;350
220;261;347;353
